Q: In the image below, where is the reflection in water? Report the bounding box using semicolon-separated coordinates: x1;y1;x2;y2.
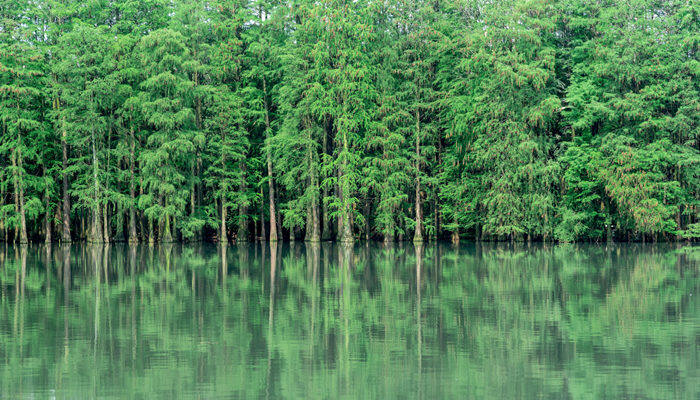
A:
268;241;277;400
0;242;697;398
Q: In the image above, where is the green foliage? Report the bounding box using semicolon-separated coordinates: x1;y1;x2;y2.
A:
0;0;698;243
0;8;49;240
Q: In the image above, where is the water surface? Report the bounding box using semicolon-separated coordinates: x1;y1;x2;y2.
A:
0;242;698;399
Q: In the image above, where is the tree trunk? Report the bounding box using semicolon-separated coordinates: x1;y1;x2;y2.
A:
334;175;342;239
305;204;312;242
221;198;228;243
310;201;320;242
338;168;352;243
196;155;202;240
61;123;71;243
104;122;112;244
260;187;266;241
190;175;196;240
90;207;103;244
384;231;394;245
364;201;370;240
80;210;86;240
321;122;331;241
89;130;103;243
162;203;173;243
10;158;19;243
676;165;682;240
44;165;52;244
148;218;154;245
413;109;423;243
13;149;28;244
432;198;439;241
103;203;109;243
128;128;137;243
262;77;278;242
253;209;259;241
0;185;5;241
237;161;248;242
193;71;203;242
338;128;353;243
307;128;320;242
434;135;443;240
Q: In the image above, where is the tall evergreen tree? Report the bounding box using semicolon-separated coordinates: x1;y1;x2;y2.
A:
0;15;46;243
137;28;196;243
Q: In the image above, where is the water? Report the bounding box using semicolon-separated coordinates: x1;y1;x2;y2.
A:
0;242;697;399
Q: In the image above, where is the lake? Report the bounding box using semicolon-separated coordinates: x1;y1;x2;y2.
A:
0;242;697;399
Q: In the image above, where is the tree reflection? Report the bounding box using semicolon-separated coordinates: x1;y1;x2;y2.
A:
0;243;696;399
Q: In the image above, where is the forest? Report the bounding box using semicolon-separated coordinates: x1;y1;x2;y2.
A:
0;0;698;244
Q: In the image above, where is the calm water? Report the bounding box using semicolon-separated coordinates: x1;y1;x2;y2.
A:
0;242;697;399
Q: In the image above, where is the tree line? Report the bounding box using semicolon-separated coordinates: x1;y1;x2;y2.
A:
0;0;698;244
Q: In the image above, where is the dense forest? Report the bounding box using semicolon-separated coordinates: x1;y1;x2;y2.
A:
0;0;698;244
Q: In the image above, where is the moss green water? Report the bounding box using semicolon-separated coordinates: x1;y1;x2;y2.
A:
0;243;697;399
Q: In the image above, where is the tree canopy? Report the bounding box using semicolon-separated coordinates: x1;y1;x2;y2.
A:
0;0;697;243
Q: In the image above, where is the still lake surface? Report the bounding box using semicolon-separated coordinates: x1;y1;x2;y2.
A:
0;242;697;399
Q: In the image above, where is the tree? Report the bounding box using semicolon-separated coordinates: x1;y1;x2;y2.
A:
0;28;45;243
52;22;114;243
444;0;561;241
0;0;697;244
316;0;378;243
561;0;699;241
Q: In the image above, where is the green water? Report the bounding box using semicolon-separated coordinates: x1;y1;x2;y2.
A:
0;243;697;399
